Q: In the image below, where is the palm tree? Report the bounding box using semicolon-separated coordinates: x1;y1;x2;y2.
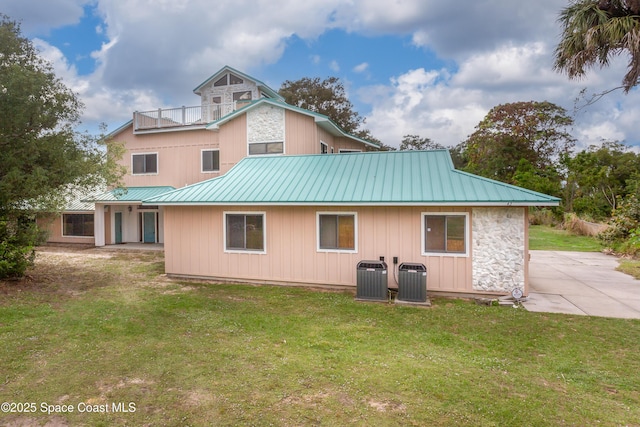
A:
554;0;640;92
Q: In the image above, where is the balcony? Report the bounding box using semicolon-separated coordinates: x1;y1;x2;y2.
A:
133;101;248;131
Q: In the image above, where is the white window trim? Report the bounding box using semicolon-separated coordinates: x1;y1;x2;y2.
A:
316;211;358;253
421;212;470;257
320;141;328;154
201;148;220;173
131;152;159;176
61;212;95;238
223;211;267;254
247;140;285;156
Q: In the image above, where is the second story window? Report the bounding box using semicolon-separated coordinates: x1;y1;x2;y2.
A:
202;149;220;173
248;142;283;155
132;153;158;175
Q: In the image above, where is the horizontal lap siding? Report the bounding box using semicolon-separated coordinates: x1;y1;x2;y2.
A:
164;206;473;292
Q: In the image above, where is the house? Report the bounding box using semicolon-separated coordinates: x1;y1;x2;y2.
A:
40;65;560;296
144;150;560;296
42;66;378;246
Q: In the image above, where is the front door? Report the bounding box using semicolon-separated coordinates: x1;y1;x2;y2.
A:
114;212;123;244
143;212;156;243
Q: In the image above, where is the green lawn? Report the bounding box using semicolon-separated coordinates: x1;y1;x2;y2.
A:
529;225;604;251
1;247;639;426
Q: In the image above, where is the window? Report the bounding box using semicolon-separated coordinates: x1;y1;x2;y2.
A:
132;153;157;174
248;142;283;155
338;149;362;153
63;214;94;237
317;213;357;252
422;213;468;255
233;91;252;102
225;213;265;252
202;149;220;172
229;73;244;85
320;142;328;154
215;73;245;86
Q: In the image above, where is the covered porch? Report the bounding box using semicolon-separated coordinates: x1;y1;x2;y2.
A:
84;187;175;247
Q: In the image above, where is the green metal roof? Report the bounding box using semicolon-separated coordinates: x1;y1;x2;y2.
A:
85;186;176;203
144;151;560;206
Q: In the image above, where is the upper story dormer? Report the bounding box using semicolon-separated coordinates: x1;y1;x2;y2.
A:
112;66;379;189
133;66;284;132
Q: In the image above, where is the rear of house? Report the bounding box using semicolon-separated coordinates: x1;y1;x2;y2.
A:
40;66;377;247
147;150;559;296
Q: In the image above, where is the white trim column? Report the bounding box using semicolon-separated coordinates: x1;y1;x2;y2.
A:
94;203;105;247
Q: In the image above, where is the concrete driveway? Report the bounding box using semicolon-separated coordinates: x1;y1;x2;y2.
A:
523;250;640;319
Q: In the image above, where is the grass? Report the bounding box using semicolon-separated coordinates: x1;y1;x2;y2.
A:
617;259;640;280
1;247;640;426
529;225;604;251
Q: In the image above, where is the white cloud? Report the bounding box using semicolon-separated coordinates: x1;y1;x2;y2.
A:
364;69;488;147
31;38;162;130
353;62;369;73
13;0;640;150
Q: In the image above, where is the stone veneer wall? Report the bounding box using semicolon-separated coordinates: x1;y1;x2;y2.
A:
247;104;285;143
472;207;525;293
200;81;259;107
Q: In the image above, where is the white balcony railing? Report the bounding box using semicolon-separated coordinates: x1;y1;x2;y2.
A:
133;102;248;131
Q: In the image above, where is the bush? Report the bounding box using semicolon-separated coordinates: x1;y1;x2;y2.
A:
563;212;609;237
529;208;562;226
0;215;45;279
599;194;640;254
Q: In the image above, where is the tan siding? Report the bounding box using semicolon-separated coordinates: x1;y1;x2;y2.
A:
284;110;318;154
164;205;483;294
37;214;96;245
219;114;247;173
317;127;335;151
114;125;221;188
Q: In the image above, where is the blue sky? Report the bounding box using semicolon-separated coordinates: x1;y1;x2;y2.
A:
3;0;639;149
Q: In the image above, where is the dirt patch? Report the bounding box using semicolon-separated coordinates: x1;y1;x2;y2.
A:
0;245;166;302
367;399;407;413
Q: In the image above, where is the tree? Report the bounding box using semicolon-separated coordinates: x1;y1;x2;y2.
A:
512;159;563;197
554;0;640;92
0;15;123;278
279;76;374;139
562;141;640;218
398;134;444;151
461;101;575;184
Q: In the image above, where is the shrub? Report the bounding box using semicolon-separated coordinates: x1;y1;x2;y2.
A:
0;215;45;279
563;212;609;237
599;194;640;254
529;207;561;226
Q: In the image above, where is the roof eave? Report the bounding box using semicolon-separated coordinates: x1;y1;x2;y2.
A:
143;201;560;207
